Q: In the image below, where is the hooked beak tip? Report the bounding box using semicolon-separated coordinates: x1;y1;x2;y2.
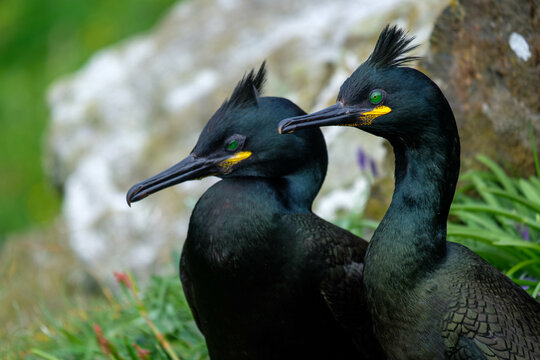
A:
278;119;295;134
126;184;144;207
126;192;134;207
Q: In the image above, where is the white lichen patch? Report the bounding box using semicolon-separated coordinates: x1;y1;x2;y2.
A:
509;32;531;61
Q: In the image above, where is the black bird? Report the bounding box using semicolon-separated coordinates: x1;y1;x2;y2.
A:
127;64;384;359
279;26;540;359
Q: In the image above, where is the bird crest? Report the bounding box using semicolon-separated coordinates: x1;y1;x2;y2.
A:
204;62;266;132
228;61;266;107
366;25;419;69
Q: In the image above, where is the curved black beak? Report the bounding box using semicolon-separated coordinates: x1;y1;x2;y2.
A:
126;154;218;206
278;102;391;134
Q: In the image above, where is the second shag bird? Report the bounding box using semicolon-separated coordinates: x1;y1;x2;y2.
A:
127;64;384;359
279;26;540;359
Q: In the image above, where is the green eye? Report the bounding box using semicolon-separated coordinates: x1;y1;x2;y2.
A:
370;90;383;104
226;139;239;151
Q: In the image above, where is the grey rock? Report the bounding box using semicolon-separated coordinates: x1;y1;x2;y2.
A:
46;0;449;283
423;0;540;175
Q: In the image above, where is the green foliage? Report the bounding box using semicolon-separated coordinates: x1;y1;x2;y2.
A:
334;212;378;239
14;272;208;360
448;155;540;298
0;0;176;237
335;154;540;300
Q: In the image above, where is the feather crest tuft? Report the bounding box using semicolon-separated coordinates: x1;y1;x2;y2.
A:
366;25;419;68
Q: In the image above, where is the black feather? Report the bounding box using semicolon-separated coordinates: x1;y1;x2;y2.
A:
204;62;266;131
228;61;266;107
366;25;420;68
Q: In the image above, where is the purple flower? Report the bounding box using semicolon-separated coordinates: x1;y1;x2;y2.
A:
515;224;531;242
370;158;378;178
357;147;378;177
357;148;367;170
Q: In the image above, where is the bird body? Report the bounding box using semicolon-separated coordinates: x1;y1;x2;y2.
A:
127;64;384;359
279;26;540;360
182;178;370;359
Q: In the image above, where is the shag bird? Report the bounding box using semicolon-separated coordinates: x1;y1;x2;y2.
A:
279;26;540;359
127;64;384;359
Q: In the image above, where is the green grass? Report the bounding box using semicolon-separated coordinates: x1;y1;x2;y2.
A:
0;0;177;238
338;154;540;299
448;154;540;298
8;271;208;360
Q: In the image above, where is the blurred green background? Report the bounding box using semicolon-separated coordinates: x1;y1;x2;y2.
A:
0;0;177;241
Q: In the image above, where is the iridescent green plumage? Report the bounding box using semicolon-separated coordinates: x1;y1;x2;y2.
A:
279;25;540;359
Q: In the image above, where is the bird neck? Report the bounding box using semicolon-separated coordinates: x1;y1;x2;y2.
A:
365;121;460;292
185;155;326;269
281;153;327;213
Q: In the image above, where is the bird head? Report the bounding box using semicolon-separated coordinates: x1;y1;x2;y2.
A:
127;62;326;206
278;25;455;146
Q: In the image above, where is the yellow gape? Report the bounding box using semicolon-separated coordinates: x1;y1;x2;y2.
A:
357;105;392;126
219;151;252;173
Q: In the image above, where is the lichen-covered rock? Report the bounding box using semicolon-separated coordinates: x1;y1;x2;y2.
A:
423;0;539;175
47;0;449;282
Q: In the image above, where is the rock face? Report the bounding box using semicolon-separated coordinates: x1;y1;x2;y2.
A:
423;0;539;175
47;0;449;282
